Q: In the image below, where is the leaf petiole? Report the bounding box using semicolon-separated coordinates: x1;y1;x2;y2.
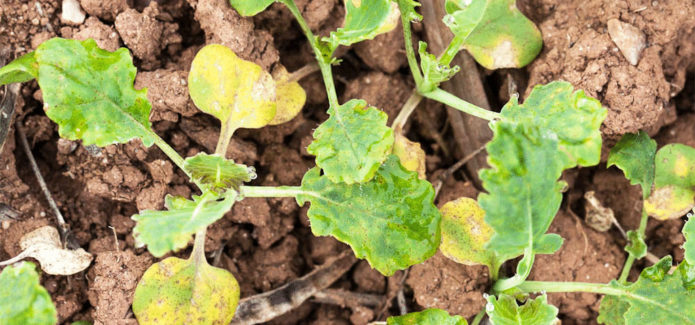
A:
396;0;424;89
618;209;649;283
241;185;312;198
424;88;501;121
438;33;466;67
516;280;624;296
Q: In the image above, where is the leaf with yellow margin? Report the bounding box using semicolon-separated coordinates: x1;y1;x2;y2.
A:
269;65;306;125
188;44;276;130
133;257;240;325
645;144;695;220
392;133;426;179
439;197;498;270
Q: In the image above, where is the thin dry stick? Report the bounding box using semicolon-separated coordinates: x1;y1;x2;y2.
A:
312;289;383;309
0;82;19;152
434;144;486;197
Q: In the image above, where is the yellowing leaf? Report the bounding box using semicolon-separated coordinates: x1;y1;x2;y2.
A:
269;66;306;125
645;144;695;220
645;185;695;221
188;44;276;129
440;198;497;269
392;133;426;179
133;257;240;325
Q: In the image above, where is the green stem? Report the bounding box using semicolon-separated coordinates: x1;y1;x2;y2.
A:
390;91;423;132
618;210;649;283
396;0;423;89
191;228;208;266
517;280;624;296
424;88;501;121
439;33;466;67
215;119;238;157
279;0;339;108
152;133;206;191
470;309;485;325
241;185;309;198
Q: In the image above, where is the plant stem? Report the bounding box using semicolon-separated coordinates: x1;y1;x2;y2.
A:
618;210;649;283
153;135;186;176
288;62;320;83
191;228;208;266
470;309;485;325
390;91;423;132
516;280;624;296
439;33;466;67
215;119;238;157
396;0;423;89
241;185;308;198
424;88;501;121
279;0;339;108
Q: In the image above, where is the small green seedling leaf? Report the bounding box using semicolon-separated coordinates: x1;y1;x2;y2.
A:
419;42;460;92
0;262;57;325
325;0;400;50
500;81;607;169
684;215;695;265
645;144;695;220
133;257;240;325
444;0;542;69
307;99;394;184
486;294;558;325
0;52;38;84
625;230;647;260
183;153;255;193
439;197;498;270
189;44;276;130
607;131;657;198
298;155;440;275
132;192;236;257
392;133;426;179
269;65;306;125
229;0;274;16
479;120;565;263
387;308;467;325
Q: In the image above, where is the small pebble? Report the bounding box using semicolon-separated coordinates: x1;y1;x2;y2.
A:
607;19;646;66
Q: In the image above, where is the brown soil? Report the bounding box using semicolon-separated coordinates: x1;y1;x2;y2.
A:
0;0;694;324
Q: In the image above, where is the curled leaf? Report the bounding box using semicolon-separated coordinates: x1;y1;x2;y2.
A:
183;153;255;193
325;0;400;50
486;294;558;325
133;257;240;325
418;42;460;92
439;197;497;270
645;144;695;220
584;191;615;232
392;133;426;179
0;226;93;275
269;65;306;125
607;131;657;198
0;52;38;85
0;262;57;325
387;308;467;325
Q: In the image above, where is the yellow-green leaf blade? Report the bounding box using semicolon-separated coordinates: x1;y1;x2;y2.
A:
0;52;38;85
684;216;695;265
645;144;695;220
183;153;255;193
486;294;558;325
608;131;657;198
298;155;441;276
387;308;467;325
325;0;399;50
0;262;57;325
133;257;240;325
269;66;306;125
439;197;497;269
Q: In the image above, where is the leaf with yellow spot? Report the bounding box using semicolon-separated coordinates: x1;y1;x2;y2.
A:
188;44;276;130
133;257;240;325
269;65;306;125
392;133;426;179
645;144;695;220
440;197;498;270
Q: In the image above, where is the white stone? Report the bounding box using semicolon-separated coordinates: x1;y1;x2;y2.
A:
61;0;86;25
607;19;646;66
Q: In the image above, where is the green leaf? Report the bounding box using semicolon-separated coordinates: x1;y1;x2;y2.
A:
500;81;607;169
132;192;236;257
444;0;542;69
32;38;155;147
439;197;498;270
479;120;565;262
486;294;558;325
325;0;400;50
419;42;460;92
684;216;695;265
297;155;441;275
307;99;394;184
608;131;657;198
0;262;57;325
133;257;240;325
183;153;255;193
229;0;274;16
644;144;695;220
597;295;628;325
625;230;647;259
0;52;38;85
387;308;467;325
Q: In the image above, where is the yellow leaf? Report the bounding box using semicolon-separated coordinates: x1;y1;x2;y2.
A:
644;185;695;220
269;65;306;125
439;197;497;268
392;133;426;179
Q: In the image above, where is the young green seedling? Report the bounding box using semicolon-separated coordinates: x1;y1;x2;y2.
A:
0;262;57;325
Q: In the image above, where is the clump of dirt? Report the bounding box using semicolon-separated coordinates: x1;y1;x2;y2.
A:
134;68;198;122
80;0;128;21
72;16;121;52
342;72;411;124
354;22;408;74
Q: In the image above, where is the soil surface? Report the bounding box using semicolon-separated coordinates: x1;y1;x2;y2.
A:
0;0;694;324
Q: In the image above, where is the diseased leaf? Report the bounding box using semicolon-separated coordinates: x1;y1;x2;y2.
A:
625;230;647;260
392;133;426;179
597;295;628;325
229;0;274;16
500;81;607;169
183;153;255;193
607;131;657;198
133;257;240;325
444;0;542;69
188;44;276;129
307;99;394;184
269;65;306;125
684;216;695;265
486;294;558;325
387;308;467;325
645;144;695;220
0;52;38;85
31;38;155;146
297;155;440;275
418;42;460;92
479;120;565;263
132;192;236;257
325;0;400;50
0;262;57;325
439;197;498;270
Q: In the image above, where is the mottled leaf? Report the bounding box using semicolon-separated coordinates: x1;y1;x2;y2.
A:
325;0;400;50
133;257;240;325
439;197;498;270
598;295;628;325
625;230;647;260
0;52;38;85
297;155;440;275
307;99;394;184
387;308;467;325
607;131;656;198
479;120;565;263
0;262;57;325
183;153;255;193
188;44;276;129
645;144;695;220
486;294;558;325
228;0;274;16
444;0;542;69
684;216;695;265
132;192;236;257
392;133;426;179
269;65;306;125
418;42;460;92
500;81;607;169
